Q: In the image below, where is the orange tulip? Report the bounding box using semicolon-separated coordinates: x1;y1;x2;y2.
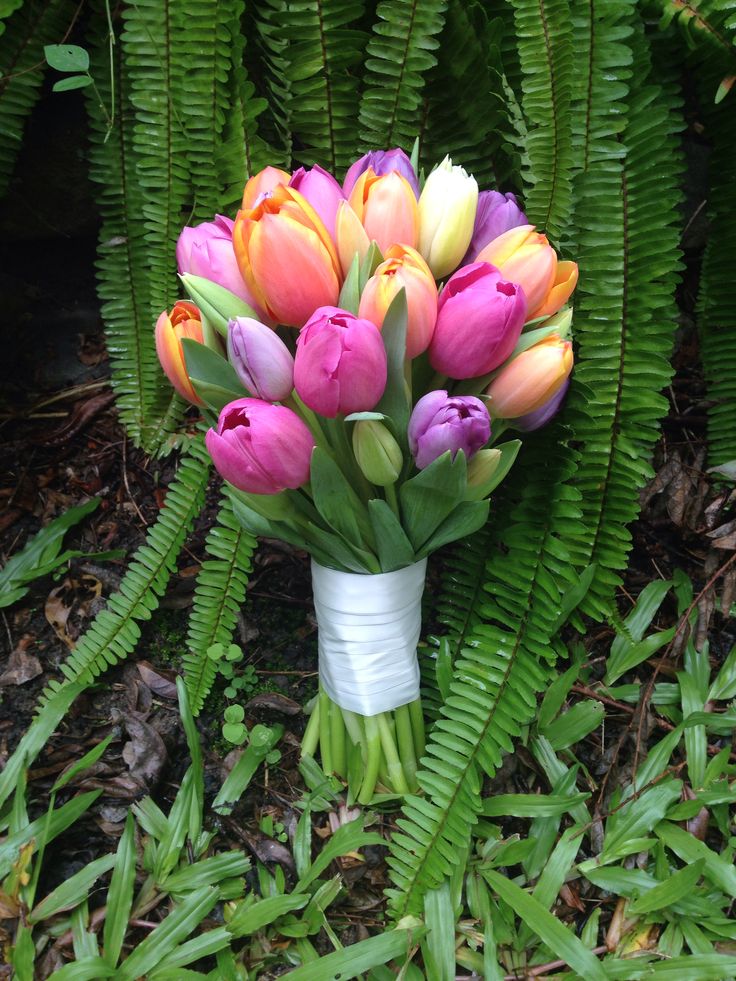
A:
485;334;573;418
348;169;418;254
233;184;342;328
154;301;204;404
242;166;291;209
358;245;438;358
477;224;577;319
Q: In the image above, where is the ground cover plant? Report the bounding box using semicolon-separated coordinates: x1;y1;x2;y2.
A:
0;0;735;977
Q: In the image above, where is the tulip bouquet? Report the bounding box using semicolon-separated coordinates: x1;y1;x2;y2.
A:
155;147;577;803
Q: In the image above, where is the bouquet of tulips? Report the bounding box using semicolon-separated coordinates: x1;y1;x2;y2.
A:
155;147;577;803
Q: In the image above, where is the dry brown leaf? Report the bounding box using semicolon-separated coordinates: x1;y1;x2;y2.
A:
136;660;178;700
0;635;41;686
122;716;167;790
45;575;102;648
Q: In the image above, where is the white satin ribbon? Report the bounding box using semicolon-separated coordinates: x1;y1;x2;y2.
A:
312;558;427;716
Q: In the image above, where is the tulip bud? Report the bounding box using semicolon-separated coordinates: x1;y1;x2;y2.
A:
289;164;345;239
485;334;573;419
154;301;204;404
227;318;294;402
349;169;418;254
358;245;438;359
234;185;342;328
205;397;314;494
417;156;478;279
242;166;291;209
294;306;387;418
513;379;569;431
343;147;419;198
428;262;526;378
462;191;527;264
476;225;577;320
465;448;502;500
408;391;490;470
335;200;371;278
352;420;403;486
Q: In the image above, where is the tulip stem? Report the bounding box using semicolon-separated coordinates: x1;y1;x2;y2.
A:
329;699;347;779
395;703;418;791
490;420;509;443
318;689;333;776
358;714;382;804
409;697;426;761
301;700;320;758
376;712;410;795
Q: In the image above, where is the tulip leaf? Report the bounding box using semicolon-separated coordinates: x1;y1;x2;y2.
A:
399;450;467;552
338;254;361;315
359;242;384;291
344;411;387;422
180;274;259;336
416;500;490;558
182;338;247;411
367;499;417;572
375;290;410;444
310;447;376;554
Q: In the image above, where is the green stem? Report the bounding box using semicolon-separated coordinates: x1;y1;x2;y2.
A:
377;712;410;795
318;690;333;776
357;714;382;805
341;708;364;748
394;703;418;791
409;697;426;762
301;701;320;758
329;698;347;779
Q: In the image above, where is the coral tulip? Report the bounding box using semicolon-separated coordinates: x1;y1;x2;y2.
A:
358;244;438;358
514;379;570;431
476;225;577;319
343;147;419;198
349;169;418;254
205;398;314;494
233;185;342;328
417;156;478;279
485;334;573;419
242;166;291;209
293;306;387;417
462;191;527;264
154;301;204;404
227;317;294;402
408;391;490;470
289;164;345;239
335;200;371;277
428;262;526;378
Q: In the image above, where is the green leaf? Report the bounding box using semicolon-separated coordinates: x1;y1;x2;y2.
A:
310;446;373;553
53;75;92;92
30;853;116;922
482;793;589;818
656;822;736;898
182;339;247;412
338;254;361;315
367;499;417;572
629;860;705;914
542;701;604;750
286;926;422;981
482;870;606;981
102;813;136;967
180;274;258;337
212;725;282;815
47;958;116;980
295;818;384;893
399;451;467;552
416;501;490;558
605;625;677;685
52;733;113;793
44;43;89;71
375;290;410;442
227;894;308;938
423;879;456;981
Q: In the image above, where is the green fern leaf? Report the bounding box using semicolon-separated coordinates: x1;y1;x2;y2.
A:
0;0;76;196
358;0;448;151
184;486;257;716
510;0;575;242
248;0;294;168
38;439;210;707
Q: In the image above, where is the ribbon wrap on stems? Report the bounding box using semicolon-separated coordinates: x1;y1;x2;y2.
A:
312;558;427;715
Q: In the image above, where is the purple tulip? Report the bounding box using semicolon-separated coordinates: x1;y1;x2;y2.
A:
227;318;294;402
462;191;527;264
408;391;490;470
294;306;387;418
289;165;345;239
176;215;265;316
343;148;420;198
428;262;527;379
514;379;570;431
205;398;314;494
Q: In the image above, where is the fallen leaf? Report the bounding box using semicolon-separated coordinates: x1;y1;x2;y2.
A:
0;635;42;686
45;574;102;648
136;660;178;700
122;716;167;791
246;692;301;715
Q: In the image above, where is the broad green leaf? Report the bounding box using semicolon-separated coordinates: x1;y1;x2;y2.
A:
538;657;583;730
483;793;589;818
103;813;136;967
44;43;89;71
605;625;676;685
550;564;597;632
212;725;282;815
416;500;489;558
629;860;705;914
310;446;374;553
367;499;416;572
227;894;308;938
182;339;247;411
400;451;467;552
53;75;92;92
287;927;422;980
30;853;116;922
679;671;707;789
423;879;456;981
482;870;606;981
47;958;115;980
543;701;604;750
656;823;736;898
180;275;258;336
601;780;681;862
709;645;736;700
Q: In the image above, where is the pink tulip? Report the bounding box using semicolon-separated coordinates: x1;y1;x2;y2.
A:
205;398;314;494
358;244;438;359
293;306;387;417
348;169;418;254
176;215;264;314
289;164;345;239
428;262;526;378
227;317;294;402
154;301;204;404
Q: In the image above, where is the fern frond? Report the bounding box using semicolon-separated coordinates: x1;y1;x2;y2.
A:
38;440;210;708
0;0;75;197
653;0;736;81
184;487;257;716
388;434;582;917
249;0;294;168
358;0;448;151
564;6;683;617
509;0;575;242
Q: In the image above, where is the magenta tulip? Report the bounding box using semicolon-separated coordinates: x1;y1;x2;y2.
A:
293;306;387;418
462;191;527;264
343;147;419;198
408;391;490;470
289;165;345;240
205;398;314;494
428;262;527;379
227;318;294;402
176;215;264;314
